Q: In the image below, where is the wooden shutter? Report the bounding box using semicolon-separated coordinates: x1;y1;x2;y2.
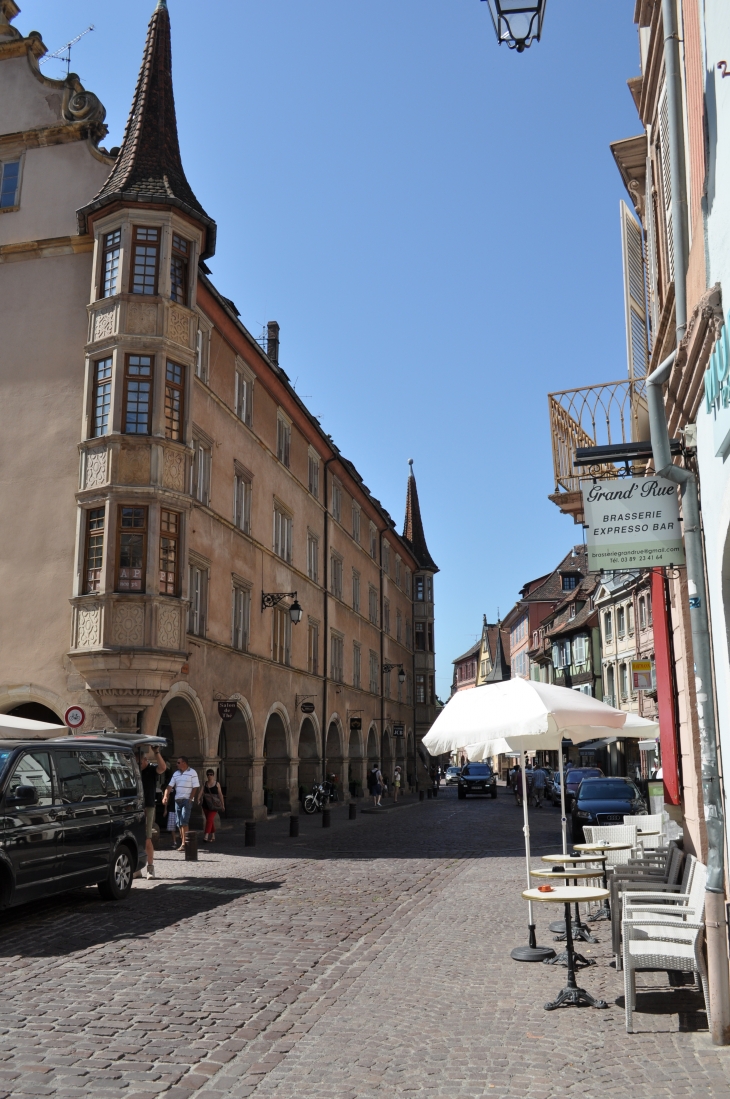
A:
658;86;674;280
620;200;650;380
644;156;659;341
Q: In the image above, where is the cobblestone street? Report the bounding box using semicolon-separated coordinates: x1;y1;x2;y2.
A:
0;789;728;1099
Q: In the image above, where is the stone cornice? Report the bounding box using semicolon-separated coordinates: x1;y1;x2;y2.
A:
0;120;109;154
0;233;93;264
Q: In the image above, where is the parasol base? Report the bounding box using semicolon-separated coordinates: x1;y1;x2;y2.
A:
511;944;556;963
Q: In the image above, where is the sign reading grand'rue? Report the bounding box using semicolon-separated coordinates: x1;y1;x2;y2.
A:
581;476;685;570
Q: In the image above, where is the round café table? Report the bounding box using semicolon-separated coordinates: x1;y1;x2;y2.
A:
574;841;634;921
540;854;607;941
530;869;603;963
522;886;610;1011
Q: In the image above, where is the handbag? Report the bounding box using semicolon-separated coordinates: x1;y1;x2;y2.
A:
202;786;223;812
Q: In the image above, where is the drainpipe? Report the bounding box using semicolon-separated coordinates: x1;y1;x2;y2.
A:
322;458;335;783
645;0;730;1043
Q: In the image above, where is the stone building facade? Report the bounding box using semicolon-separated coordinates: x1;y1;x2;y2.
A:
0;1;437;817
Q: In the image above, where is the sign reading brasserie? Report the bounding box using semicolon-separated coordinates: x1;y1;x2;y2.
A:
581;475;685;570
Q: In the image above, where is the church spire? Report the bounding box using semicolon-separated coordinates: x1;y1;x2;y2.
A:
403;459;438;572
78;0;216;257
486;627;510;683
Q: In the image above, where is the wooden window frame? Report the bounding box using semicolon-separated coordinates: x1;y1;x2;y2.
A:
116;506;148;593
273;503;292;563
122;354;153;435
330;552;343;600
164;360;185;441
272;605;291;665
84;507;105;593
170;233;190;305
232;583;251;651
276;413;291;467
308;620;319;675
234;467;252;535
129;225;160;296
159;509;180;595
100;228;121;298
307;531;318;583
352;569;360;613
308;449;320;498
92;356;113;437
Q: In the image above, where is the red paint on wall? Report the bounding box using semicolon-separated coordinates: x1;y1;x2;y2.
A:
652;568;681;805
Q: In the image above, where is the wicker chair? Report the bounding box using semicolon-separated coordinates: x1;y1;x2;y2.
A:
610;844;685;966
623;812;665;850
623;916;709;1032
623;857;705;929
582;823;638;867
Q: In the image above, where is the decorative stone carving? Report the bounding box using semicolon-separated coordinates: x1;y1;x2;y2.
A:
84;447;107;488
112;603;145;647
157;605;181;650
162;448;186;491
76;607;100;649
127;302;157;335
62;79;106;125
168;308;191;347
93;305;116;342
119;447;150;485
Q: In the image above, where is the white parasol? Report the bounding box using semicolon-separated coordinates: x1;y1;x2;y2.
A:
0;714;68;738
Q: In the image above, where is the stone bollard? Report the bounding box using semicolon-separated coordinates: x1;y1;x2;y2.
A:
185;831;198;861
289;815;299;837
419;790;425;802
322;808;331;827
427;788;433;799
245;821;256;847
349;803;357;820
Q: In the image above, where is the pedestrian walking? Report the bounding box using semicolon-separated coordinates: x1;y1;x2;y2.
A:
202;769;225;842
371;763;383;807
393;765;402;803
532;765;546;808
165;798;179;846
163;756;200;850
136;745;167;878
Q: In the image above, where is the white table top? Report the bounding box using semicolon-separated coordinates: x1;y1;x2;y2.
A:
523;886;610;904
531;868;601;880
574;841;634;852
541;853;605;864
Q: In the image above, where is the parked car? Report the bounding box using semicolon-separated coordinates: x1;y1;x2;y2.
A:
571;777;648;843
0;736;147;909
445;766;462;785
550;766;604;808
457;762;498;799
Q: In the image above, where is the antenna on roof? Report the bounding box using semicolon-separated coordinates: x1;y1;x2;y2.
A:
40;25;95;76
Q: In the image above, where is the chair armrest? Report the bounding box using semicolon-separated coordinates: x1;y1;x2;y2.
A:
618;881;680;892
624;904;700;917
623;890;689;903
624;918;704;931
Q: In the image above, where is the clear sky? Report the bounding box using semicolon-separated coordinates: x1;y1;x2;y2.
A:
23;0;640;698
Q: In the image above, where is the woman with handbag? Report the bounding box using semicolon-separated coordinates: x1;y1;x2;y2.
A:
202;769;225;842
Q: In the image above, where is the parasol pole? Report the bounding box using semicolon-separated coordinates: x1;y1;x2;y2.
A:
559;740;568;855
510;748;555;963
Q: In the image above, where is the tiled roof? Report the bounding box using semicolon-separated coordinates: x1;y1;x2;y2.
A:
403;461;438;572
520;546;589;603
485;625;510;681
77;0;216;257
453;641;480;666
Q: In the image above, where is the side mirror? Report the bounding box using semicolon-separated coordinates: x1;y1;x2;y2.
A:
7;785;38;807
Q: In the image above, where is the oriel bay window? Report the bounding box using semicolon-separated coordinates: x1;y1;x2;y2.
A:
170;234;189;304
130;226;159;295
84;508;105;592
101;229;121;298
123;355;152;434
159;510;179;595
117;507;147;592
164;362;184;440
92;357;113;436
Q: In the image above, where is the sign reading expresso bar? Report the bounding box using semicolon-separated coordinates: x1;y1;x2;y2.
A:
581;476;685;570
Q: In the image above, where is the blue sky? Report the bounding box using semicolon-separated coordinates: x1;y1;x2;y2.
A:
24;0;640;697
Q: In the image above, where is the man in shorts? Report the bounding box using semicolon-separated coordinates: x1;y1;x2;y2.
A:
137;745;167;878
164;756;200;850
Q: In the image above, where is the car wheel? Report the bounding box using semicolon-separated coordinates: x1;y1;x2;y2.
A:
457;788;466;800
98;845;134;901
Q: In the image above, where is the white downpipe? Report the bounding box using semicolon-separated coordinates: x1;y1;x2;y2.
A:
521;749;534;928
559;744;568;855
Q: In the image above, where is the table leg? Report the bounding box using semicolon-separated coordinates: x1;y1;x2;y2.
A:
550;878;598;943
544;903;608;1011
590;864;612;922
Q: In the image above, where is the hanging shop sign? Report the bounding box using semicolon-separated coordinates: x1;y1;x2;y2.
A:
631;660;654;691
392;723;405;738
217;700;238;721
581;475;685;570
703;321;730;457
349;717;362;731
300;701;315;714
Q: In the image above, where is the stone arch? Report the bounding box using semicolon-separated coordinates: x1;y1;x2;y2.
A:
381;728;393;780
219;703;255;818
156;687;206;772
297;717;321;798
263;710;292;814
0;684;66;723
347;721;365;796
366;724;379;764
325;715;345;797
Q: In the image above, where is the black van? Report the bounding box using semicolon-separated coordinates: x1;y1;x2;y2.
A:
0;736;147;908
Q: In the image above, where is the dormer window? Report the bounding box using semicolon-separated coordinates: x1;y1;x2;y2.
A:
562;575;578;591
0;160;20;210
101;229;121;297
130;227;159;295
170;233;189;304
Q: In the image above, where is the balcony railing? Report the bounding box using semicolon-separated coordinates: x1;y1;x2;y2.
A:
548;378;647;496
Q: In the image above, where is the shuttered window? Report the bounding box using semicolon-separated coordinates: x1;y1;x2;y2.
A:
658;87;674;281
620;201;649;380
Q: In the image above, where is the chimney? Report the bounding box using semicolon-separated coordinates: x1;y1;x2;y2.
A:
266;321;280;366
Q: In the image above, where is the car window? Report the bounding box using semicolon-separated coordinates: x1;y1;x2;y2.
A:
101;751;138;797
463;764;491;776
579;779;638;799
54;751;107;802
6;751;54;806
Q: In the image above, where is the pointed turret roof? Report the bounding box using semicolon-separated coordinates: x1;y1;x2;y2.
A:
402;460;438;572
78;0;216;257
485;624;511;683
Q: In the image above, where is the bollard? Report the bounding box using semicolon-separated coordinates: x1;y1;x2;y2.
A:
419;790;425;802
289;815;299;838
245;821;256;847
433;785;439;798
427;788;433;799
322;808;331;827
349;803;357;820
185;831;198;861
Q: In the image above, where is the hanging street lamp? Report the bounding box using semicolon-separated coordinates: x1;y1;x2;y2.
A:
383;662;407;685
261;591;304;625
482;0;547;53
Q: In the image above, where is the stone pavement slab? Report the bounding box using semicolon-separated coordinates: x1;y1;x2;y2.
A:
0;790;726;1098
